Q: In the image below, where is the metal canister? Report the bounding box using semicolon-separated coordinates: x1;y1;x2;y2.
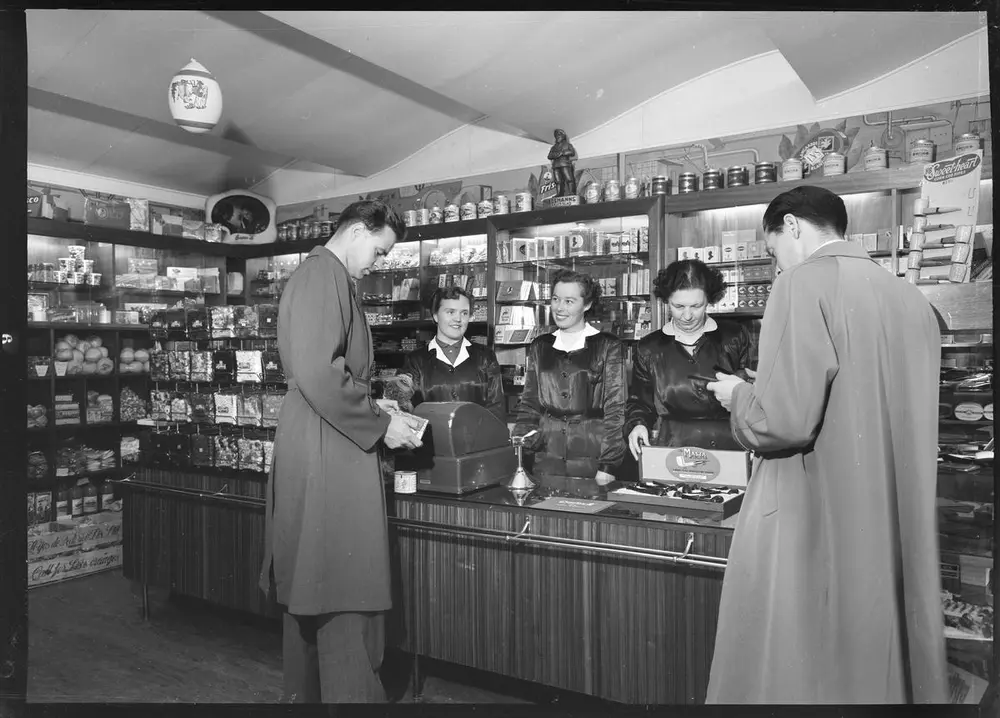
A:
678;172;699;193
781;158;803;181
726;165;749;187
823;152;846;176
624;176;641;200
296;220;309;240
864;144;888;171
312;220;324;239
444;203;460;223
604;178;621;202
650;176;670;195
403;210;418;227
910;138;936;164
702;169;724;191
493;194;510;215
429;206;443;224
754;162;777;184
954;132;983;155
460;202;477;221
277;225;288;242
286;222;298;242
320;220;333;238
584;181;602;204
476;200;493;218
514;192;532;212
417;208;430;225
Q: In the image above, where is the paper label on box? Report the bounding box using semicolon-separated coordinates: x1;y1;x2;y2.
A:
662;447;721;481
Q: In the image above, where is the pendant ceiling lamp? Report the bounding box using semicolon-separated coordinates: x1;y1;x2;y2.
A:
167;59;223;134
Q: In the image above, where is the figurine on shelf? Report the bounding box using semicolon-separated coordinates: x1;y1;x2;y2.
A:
548;129;578;197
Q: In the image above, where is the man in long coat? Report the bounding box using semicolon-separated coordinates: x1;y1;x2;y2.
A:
259;199;423;703
706;186;947;704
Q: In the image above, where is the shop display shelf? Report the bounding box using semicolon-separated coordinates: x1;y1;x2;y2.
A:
713;258;773;266
710;310;766;319
425;261;488;270
28;281;108;292
361;299;423;306
115;287;221;299
498;252;649;270
492;197;657;230
940;419;993;427
27;321;149;332
27;217;239;257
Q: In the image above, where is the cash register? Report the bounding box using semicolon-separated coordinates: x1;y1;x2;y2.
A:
394;401;517;495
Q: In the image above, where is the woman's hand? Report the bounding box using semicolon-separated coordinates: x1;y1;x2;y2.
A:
595;470;615;486
627;425;649;461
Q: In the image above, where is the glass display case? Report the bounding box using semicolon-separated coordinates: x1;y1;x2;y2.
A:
243;252;304;304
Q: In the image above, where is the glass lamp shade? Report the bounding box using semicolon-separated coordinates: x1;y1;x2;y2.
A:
168;59;223;134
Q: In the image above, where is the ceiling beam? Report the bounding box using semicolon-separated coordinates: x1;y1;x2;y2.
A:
202;10;548;145
28;86;342;174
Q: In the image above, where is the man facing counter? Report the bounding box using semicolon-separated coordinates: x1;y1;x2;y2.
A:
705;186;947;704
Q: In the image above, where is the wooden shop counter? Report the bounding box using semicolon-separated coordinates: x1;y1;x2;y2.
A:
116;467;736;704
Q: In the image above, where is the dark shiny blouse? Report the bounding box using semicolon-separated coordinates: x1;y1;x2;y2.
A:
626;320;751;449
401;341;506;423
513;331;627;473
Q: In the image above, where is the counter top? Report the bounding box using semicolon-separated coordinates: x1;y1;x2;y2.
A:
394;478;740;531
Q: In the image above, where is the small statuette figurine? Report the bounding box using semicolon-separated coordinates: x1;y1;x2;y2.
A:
548;129;578;197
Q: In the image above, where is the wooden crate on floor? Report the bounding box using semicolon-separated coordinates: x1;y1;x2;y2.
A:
27;511;123;588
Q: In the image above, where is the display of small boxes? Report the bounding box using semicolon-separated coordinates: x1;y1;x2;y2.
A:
610;446;751;518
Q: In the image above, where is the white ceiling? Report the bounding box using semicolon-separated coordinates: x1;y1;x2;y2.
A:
25;10;988;201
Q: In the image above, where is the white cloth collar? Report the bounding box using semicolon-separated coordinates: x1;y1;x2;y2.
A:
428;336;472;368
662;316;718;337
552;323;600;351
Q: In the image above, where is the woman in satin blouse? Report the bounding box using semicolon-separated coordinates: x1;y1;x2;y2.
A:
401;286;505;422
626;259;751;458
512;269;627;486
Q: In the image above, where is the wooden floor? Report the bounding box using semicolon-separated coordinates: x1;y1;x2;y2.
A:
27;569;530;704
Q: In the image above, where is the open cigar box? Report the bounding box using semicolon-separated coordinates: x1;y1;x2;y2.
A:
609;446;752;518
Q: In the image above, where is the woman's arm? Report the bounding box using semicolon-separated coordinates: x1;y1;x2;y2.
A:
481;348;507;423
512;342;543;447
597;338;627;473
625;344;657;437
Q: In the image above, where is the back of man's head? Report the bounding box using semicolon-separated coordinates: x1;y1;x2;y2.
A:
763;186;849;238
332;199;406;243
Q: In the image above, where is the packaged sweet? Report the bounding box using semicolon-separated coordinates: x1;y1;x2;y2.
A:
212;349;237;382
238;392;263;427
189;351;214;382
237;437;264;473
168;350;191;381
213;435;238;468
262;391;285;428
232;305;260;338
256;304;279;338
150;390;172;421
261;350;285;382
262;440;275;474
170;393;192;423
149;310;169;340
190;392;215;424
149;350;170;381
166;308;187;340
186;307;211;341
190;433;215;467
214;392;238;425
210;306;235;339
236;350;263;383
120;436;141;464
120;386;148;422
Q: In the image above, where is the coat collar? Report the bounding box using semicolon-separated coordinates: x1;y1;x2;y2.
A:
428;336;472;368
807;239;876;263
663;316;718;337
552;323;600;351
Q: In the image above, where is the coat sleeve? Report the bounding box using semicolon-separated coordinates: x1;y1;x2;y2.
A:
400;352;425;407
598;338;627;473
625;344;656;437
481;348;507;423
729;264;840;453
284;259;390;451
512;341;543;447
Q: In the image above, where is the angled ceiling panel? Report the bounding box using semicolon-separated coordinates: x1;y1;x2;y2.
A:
28;107;134;169
27;9;108;83
761;11;986;101
266;11;776;142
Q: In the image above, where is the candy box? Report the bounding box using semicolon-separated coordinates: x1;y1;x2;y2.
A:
609;446;752;518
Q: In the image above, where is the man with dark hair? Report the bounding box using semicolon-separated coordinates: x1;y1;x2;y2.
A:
260;199;424;703
705;186;946;703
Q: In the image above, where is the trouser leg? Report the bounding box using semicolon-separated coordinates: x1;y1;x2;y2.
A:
316;611;388;703
283;612;322;703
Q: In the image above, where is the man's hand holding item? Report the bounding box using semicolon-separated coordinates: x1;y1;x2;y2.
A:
384;412;424;450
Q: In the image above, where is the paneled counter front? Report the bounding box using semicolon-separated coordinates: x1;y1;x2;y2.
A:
117;468;735;705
